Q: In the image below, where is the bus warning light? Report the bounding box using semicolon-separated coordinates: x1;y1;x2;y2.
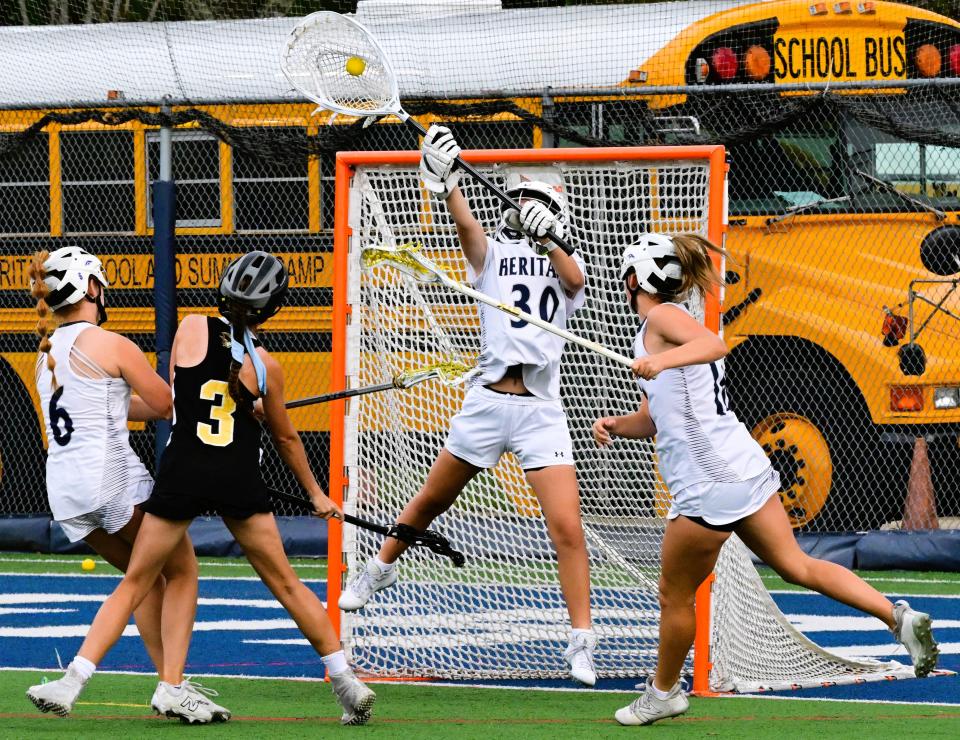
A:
833;2;852;14
916;44;942;78
949;44;960;76
712;47;738;80
695;57;710;83
857;1;876;13
809;3;828;16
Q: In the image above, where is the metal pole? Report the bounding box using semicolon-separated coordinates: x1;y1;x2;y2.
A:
153;96;178;467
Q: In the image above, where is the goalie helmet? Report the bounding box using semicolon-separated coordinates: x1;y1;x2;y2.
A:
497;178;569;243
36;246;109;312
620;233;683;296
218;250;289;323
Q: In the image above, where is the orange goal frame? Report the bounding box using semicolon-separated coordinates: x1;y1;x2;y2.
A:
328;145;728;691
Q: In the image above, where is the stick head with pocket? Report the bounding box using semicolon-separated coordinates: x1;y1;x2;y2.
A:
282;11;400;117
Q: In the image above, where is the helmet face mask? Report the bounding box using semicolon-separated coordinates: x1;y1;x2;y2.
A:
217;251;289;324
497;177;569;249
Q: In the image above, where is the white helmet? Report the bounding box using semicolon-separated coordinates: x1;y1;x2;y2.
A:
498;178;569;242
37;246;109;311
620;233;683;296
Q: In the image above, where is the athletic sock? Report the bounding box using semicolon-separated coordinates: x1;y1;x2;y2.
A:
322;650;350;676
70;656;96;682
648;681;672;700
373;556;395;573
571;628;595;640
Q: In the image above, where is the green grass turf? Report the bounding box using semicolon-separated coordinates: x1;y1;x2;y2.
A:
757;566;960;596
0;672;958;739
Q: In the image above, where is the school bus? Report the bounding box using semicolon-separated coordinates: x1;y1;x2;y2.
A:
0;0;958;530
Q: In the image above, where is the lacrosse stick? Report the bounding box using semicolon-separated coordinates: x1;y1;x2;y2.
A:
280;11;575;256
270;488;466;567
363;243;634;368
286;360;478;409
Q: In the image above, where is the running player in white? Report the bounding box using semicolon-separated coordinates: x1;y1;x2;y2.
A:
25;247;225;723
338;125;597;685
592;233;940;725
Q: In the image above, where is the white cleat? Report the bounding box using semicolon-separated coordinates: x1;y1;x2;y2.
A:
330;667;377;725
151;679;231;724
893;600;939;678
615;680;689;726
338;558;398;611
26;665;87;717
563;631;598;686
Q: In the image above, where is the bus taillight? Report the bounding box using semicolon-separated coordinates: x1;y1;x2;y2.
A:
745;45;771;80
916;43;942;77
712;47;738;80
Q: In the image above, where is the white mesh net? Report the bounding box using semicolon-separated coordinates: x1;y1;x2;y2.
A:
338;150;913;689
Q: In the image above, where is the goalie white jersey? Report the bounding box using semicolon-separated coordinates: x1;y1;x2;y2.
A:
468;235;586;400
632;304;770;496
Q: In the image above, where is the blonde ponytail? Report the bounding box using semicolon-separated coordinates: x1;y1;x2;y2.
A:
29;250;58;389
671;234;728;300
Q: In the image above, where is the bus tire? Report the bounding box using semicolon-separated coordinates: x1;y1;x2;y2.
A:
0;356;48;514
726;338;900;532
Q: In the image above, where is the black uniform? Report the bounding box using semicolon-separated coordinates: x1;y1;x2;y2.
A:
142;317;272;520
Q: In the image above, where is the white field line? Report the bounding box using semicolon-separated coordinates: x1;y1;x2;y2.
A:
0;594;287;608
824;642;960;658
0;608;76;616
0;618;306;639
768;590;960;600
785;614;960;632
0;571;323;583
760;573;960;585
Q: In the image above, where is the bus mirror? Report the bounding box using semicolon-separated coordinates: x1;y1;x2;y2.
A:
899;343;927;376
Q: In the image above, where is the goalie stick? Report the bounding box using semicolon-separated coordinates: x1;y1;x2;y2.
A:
270;488;466;567
362;242;635;368
286;360;478;409
280;10;575;256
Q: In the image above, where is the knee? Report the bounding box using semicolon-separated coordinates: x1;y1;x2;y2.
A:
547;519;586;554
161;551;198;583
658;580;696;610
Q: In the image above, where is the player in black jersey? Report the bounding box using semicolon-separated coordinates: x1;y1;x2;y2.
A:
29;252;377;726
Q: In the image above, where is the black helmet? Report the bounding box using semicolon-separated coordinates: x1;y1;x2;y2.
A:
218;251;288;323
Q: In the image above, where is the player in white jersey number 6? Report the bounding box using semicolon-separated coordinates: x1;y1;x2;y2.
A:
25;247;217;723
593;233;939;726
339;124;598;685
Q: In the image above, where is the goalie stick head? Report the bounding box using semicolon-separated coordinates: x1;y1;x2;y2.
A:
360;242;444;283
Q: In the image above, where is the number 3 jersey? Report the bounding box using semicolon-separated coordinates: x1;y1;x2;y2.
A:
154;316;268;500
469;235;586;400
37;322;152;521
633;304;770;496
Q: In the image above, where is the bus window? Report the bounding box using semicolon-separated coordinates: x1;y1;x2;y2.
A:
234;128;309;233
61;131;136;234
147;130;221;228
0;133;50;235
728;119;844;216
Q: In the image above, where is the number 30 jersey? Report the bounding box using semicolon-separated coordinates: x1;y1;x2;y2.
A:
37;322;152;520
633;303;770;496
154;316;267;498
469;235;586;401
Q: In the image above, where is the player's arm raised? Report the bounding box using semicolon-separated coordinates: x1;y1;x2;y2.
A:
518;201;584;296
419;125;486;273
592;397;657;446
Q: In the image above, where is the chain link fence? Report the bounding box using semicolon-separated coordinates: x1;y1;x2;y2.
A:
0;0;957;534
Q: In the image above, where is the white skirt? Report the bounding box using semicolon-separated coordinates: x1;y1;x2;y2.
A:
58;477;153;543
667;466;780;527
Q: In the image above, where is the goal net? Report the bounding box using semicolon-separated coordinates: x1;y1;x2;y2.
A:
332;146;913;691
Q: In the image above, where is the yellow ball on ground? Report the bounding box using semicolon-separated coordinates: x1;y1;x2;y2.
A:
345;56;366;76
81;558;96;572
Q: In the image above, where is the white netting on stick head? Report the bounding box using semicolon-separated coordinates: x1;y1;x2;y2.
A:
282;11;398;116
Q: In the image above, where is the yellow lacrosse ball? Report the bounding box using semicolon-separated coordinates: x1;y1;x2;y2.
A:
345;56;366;76
81;558;96;572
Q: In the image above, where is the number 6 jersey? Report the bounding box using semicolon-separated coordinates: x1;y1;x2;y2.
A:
37;322;152;521
469;235;586;401
633;303;770;496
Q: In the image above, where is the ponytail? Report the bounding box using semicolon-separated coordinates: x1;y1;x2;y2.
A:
28;250;58;389
225;300;255;413
671;234;728;300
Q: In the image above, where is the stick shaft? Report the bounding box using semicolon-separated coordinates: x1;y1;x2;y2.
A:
285;381;395;409
398;113;576;256
270;488;390;535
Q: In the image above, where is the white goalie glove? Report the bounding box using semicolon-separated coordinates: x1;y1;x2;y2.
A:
518;200;564;251
419;125;461;200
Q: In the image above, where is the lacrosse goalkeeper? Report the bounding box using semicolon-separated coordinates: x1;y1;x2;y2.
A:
338;125;598;685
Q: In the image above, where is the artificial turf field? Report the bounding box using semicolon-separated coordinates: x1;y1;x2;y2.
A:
1;553;958;738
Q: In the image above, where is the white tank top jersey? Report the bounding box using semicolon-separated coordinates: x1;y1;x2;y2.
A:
633;304;770;496
468;235;586;401
36;322;152;521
